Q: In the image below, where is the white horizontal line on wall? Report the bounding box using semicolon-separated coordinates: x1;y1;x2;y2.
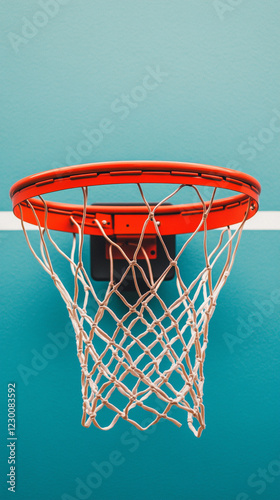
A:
230;211;280;230
0;211;279;231
0;212;38;230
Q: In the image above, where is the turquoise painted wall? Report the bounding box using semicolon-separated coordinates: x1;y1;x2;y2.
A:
1;1;280;499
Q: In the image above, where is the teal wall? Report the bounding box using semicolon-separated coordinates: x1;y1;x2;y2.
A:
1;1;280;499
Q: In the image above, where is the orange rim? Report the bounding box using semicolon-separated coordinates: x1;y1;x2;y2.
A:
10;161;261;235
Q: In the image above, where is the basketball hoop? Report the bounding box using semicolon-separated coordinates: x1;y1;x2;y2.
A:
10;161;261;437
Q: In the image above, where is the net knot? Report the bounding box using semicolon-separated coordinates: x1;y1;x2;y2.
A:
149;383;157;391
175;394;184;404
193;405;200;416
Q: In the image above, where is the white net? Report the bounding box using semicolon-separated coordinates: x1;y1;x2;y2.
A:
19;184;250;437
